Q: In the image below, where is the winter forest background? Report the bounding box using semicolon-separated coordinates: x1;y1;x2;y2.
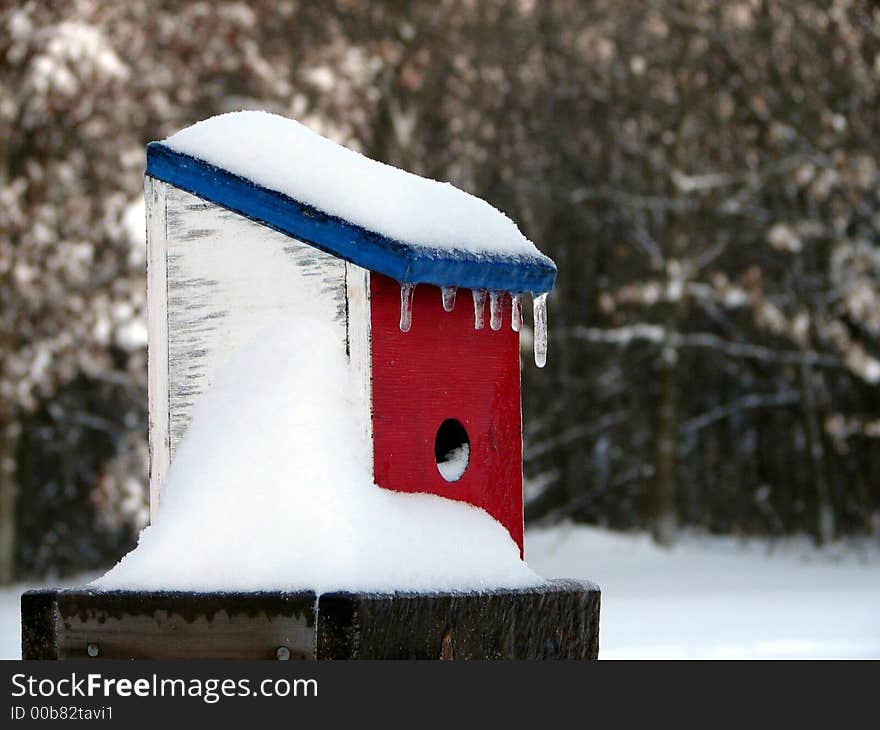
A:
1;0;879;586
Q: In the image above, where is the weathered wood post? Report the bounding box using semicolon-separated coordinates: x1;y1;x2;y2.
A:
22;112;599;660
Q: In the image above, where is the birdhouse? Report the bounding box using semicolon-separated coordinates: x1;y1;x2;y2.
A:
144;111;556;553
21;113;602;662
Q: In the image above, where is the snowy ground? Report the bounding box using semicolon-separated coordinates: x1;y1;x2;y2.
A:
526;525;880;659
1;526;877;659
0;573;99;661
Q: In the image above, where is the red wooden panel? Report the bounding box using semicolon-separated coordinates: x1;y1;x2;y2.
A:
370;273;524;554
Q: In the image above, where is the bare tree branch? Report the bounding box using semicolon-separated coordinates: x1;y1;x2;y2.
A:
559;325;843;368
681;390;801;434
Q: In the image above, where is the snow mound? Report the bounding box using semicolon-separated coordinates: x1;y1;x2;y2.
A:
161;111;545;261
95;317;540;593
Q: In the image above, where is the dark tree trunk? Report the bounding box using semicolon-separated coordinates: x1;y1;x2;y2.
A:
650;342;679;546
0;419;16;586
800;361;833;545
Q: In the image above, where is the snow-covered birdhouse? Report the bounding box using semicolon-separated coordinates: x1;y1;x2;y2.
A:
145;112;556;553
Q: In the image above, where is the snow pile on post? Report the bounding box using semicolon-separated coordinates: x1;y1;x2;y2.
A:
162;111;544;261
95;317;540;593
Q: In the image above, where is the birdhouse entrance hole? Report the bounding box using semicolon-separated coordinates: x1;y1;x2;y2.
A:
434;419;470;482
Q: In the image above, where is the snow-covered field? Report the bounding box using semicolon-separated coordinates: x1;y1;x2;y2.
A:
2;525;877;659
527;525;880;659
0;573;99;661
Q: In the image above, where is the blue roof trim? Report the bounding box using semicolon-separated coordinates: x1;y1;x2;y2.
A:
146;142;556;293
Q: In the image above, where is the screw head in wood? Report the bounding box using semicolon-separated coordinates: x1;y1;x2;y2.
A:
87;643;100;658
276;646;291;660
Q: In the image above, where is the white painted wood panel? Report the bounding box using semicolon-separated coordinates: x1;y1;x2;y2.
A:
345;262;373;479
148;181;348;513
146;177;169;523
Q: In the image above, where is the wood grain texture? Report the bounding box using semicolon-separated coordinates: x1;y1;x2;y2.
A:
23;590;316;660
20;590;58;659
317;580;600;660
21;582;600;660
370;273;525;552
147;181;348;510
146;178;169;522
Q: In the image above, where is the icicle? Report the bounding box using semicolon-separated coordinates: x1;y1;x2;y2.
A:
533;292;548;367
510;293;523;332
472;289;487;330
441;286;457;312
399;283;415;332
489;291;503;330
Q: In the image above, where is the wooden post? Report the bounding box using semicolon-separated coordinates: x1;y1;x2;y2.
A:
22;581;599;660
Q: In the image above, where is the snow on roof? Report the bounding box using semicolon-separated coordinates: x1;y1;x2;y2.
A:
94;316;542;593
147;111;556;294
